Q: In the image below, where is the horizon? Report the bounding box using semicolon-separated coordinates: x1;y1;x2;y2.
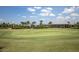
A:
0;6;79;24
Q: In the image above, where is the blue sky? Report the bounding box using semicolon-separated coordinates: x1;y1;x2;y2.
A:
0;6;79;24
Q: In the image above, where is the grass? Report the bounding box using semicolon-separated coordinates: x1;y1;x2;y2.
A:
0;28;79;52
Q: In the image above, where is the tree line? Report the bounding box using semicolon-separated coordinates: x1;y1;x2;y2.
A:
0;20;79;29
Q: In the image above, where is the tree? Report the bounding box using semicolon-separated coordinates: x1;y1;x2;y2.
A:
67;21;70;24
40;20;43;25
21;21;31;28
48;21;52;28
67;21;71;28
1;22;8;28
26;21;31;28
39;20;44;28
74;22;79;29
31;21;36;28
21;22;26;26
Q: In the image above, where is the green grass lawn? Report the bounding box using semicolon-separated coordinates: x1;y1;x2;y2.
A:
0;28;79;52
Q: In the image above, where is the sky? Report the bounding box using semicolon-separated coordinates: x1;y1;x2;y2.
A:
0;6;79;24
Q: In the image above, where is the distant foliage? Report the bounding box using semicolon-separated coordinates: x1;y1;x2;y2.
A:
74;22;79;29
0;21;79;29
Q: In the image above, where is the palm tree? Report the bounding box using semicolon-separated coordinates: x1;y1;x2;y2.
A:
2;22;6;28
48;21;52;28
26;21;31;28
39;20;43;28
40;20;43;25
21;21;31;28
67;21;70;28
67;21;70;24
21;22;26;26
75;22;79;29
31;21;36;28
26;21;30;25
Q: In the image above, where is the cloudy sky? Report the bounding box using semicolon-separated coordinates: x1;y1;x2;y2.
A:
0;6;79;24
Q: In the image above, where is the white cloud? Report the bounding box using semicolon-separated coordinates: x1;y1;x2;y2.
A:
41;7;53;13
65;16;71;20
58;7;76;16
70;13;79;16
56;16;65;19
34;7;42;9
39;12;55;16
54;16;72;24
62;7;75;14
41;9;50;12
39;13;48;16
46;7;53;10
22;16;27;18
49;13;55;16
56;16;71;20
30;16;36;18
40;8;55;16
54;16;65;24
27;8;36;12
58;13;62;16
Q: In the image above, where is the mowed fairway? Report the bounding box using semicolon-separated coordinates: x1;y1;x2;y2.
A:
0;28;79;52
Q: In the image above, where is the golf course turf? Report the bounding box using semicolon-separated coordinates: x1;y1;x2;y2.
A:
0;28;79;52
